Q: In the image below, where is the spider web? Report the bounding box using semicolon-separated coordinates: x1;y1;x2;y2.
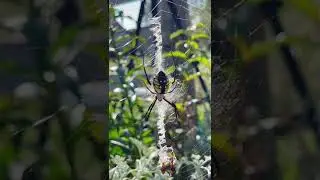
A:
213;1;276;179
109;0;211;123
109;0;212;179
110;1;210;67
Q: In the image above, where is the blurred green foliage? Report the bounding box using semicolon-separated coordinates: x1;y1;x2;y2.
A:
0;0;107;179
213;0;320;179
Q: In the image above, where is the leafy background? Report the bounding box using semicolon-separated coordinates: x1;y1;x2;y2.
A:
214;0;320;180
0;0;106;179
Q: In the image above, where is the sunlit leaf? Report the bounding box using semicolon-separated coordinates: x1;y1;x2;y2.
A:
175;103;184;112
163;51;187;60
188;56;211;68
196;22;206;29
142;129;152;137
165;65;176;75
197;104;205;122
169;29;185;39
109;5;116;17
184;72;202;81
110;145;124;156
186;40;199;49
142;137;153;145
109;128;119;139
191;33;209;40
128;127;136;135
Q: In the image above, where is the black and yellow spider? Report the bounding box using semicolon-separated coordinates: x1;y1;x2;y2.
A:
142;56;179;122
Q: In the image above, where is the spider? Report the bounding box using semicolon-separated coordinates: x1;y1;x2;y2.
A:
160;155;176;176
142;55;179;123
160;150;176;176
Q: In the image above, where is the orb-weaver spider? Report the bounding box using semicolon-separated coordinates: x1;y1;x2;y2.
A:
160;152;176;176
142;55;179;123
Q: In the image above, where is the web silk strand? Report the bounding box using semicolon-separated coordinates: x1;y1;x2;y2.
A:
150;16;177;174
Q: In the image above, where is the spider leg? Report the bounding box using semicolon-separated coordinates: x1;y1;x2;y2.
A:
166;82;177;94
163;97;178;121
142;55;152;85
143;81;156;94
170;51;177;85
143;97;157;122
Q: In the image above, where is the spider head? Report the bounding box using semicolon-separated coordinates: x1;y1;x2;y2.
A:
157;71;168;84
158;70;166;76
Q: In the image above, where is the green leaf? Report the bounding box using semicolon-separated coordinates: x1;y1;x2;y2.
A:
142;137;153;145
134;36;147;44
165;65;176;75
197;104;205;122
127;65;142;77
163;51;187;60
110;145;124;156
184;72;202;81
186;40;199;49
191;33;209;40
142;129;152;137
120;137;130;143
128;127;136;135
175;103;184;112
244;40;279;61
188;56;211;69
196;22;206;29
175;40;186;49
116;34;132;43
109;128;119;139
169;29;185;39
109;5;115;17
213;132;237;158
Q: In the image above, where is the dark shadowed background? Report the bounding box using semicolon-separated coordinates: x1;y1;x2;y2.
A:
0;0;107;179
214;0;320;180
